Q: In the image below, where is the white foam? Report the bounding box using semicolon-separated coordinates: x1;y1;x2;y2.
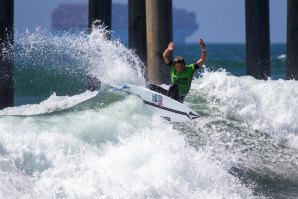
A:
190;71;298;148
0;107;256;198
0;90;98;116
86;25;146;87
277;54;286;60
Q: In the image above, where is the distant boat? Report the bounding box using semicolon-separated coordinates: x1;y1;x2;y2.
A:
52;3;199;44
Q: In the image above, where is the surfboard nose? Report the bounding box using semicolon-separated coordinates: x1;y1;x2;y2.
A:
187;112;200;120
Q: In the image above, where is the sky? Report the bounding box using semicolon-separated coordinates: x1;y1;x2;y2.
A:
14;0;287;43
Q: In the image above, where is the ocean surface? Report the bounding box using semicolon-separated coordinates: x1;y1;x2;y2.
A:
0;28;297;199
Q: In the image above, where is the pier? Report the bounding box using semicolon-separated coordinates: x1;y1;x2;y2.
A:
145;0;172;84
88;0;111;33
1;1;298;108
128;0;147;67
287;0;298;80
245;0;270;80
87;0;111;91
0;0;14;109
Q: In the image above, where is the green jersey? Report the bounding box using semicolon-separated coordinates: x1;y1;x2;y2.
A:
169;62;199;96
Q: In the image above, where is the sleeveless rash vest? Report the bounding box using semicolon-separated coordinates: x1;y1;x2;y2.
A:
169;62;199;96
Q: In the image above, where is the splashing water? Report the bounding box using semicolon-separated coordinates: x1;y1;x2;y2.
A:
186;71;298;196
0;27;297;198
14;25;146;97
87;24;146;86
189;71;298;147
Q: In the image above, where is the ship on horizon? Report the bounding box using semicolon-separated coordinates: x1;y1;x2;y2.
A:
52;3;199;44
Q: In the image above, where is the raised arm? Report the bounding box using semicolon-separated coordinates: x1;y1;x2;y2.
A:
196;38;207;67
163;42;174;65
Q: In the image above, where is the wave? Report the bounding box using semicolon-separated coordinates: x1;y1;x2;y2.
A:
0;95;259;198
189;70;298;146
14;26;146;98
277;54;286;60
1;26;296;198
186;71;298;193
0;90;98;116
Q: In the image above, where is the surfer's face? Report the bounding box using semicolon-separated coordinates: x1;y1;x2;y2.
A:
175;63;185;73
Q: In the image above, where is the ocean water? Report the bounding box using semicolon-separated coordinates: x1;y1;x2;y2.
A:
0;27;297;199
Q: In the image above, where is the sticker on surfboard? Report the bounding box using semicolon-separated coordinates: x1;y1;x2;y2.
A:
152;94;163;106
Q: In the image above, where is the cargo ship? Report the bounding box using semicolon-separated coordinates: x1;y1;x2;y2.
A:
52;3;199;44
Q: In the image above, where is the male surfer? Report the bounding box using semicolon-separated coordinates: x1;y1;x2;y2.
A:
149;38;207;102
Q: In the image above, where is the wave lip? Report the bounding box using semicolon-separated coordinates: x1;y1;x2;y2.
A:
0;90;98;116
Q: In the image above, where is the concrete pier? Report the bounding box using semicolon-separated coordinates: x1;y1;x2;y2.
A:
287;0;298;80
128;0;147;65
0;0;14;109
88;0;111;91
88;0;111;33
245;0;270;80
146;0;172;84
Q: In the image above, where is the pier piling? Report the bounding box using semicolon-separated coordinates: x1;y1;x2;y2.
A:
146;0;172;84
87;0;111;91
287;0;298;80
88;0;111;32
128;0;147;66
245;0;270;80
0;0;14;109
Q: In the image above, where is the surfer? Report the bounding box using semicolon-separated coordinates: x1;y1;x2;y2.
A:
149;38;207;102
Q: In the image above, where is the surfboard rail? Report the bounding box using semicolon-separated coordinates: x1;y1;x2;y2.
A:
118;84;200;122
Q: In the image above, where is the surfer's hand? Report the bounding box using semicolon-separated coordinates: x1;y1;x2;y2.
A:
168;42;174;51
199;38;206;50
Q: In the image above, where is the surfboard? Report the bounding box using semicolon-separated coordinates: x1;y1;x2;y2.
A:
117;84;200;122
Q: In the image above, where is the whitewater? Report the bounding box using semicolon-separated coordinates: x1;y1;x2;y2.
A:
0;27;297;199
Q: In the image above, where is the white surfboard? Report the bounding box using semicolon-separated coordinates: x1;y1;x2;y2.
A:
118;84;200;122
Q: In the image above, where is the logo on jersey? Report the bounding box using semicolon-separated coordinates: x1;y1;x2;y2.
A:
152;94;163;106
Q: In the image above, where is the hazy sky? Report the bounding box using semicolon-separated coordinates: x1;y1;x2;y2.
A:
15;0;287;43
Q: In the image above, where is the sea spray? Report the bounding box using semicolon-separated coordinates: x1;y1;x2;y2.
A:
87;23;146;87
14;25;146;99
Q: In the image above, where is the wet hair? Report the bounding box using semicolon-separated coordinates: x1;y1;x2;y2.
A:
173;56;185;65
